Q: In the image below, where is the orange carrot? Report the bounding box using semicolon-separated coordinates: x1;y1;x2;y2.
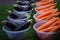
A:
44;9;58;20
37;17;59;30
37;9;58;19
38;0;54;3
42;0;48;1
52;8;58;13
40;14;52;20
50;19;60;26
39;6;55;12
49;25;60;32
46;14;58;20
38;0;54;6
49;19;60;26
41;0;54;1
40;12;59;20
40;25;60;32
40;20;60;32
44;3;56;7
40;1;47;3
40;3;56;9
37;9;54;19
36;3;56;11
47;12;60;20
40;26;54;32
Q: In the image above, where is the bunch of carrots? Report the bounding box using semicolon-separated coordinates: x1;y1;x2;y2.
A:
36;0;55;6
37;17;60;32
35;0;60;20
36;3;56;12
37;9;60;20
34;0;60;32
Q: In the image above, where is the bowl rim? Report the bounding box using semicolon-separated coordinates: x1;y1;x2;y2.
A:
13;8;33;12
7;15;30;21
33;13;47;22
2;25;31;33
33;22;55;34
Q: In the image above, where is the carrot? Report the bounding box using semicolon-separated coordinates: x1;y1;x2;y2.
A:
38;0;54;3
39;6;55;12
37;9;58;19
42;0;48;1
46;14;58;20
40;26;54;32
54;12;60;16
37;12;52;19
47;12;60;20
40;1;47;3
37;9;54;19
41;3;56;9
46;13;59;20
36;3;56;11
40;25;60;32
40;14;57;20
38;0;54;6
40;19;60;32
43;9;58;20
37;17;59;30
41;0;54;1
50;19;60;26
40;14;52;20
45;15;54;20
49;25;60;32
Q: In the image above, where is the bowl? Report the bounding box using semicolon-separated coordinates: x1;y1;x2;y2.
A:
33;21;55;40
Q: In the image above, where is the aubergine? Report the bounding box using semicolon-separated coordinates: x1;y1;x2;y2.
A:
10;14;27;19
16;21;31;31
10;13;18;19
9;10;27;19
8;10;18;19
5;21;17;31
17;1;31;5
14;7;23;11
14;6;32;11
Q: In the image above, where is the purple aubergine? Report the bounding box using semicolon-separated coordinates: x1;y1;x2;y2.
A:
5;22;17;31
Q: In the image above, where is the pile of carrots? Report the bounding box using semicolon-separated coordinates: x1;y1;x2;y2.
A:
34;0;60;32
35;0;60;20
37;9;60;20
36;0;55;6
36;3;56;12
37;17;60;32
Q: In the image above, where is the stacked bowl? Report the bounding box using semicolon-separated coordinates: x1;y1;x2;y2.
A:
2;1;32;40
33;0;60;40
